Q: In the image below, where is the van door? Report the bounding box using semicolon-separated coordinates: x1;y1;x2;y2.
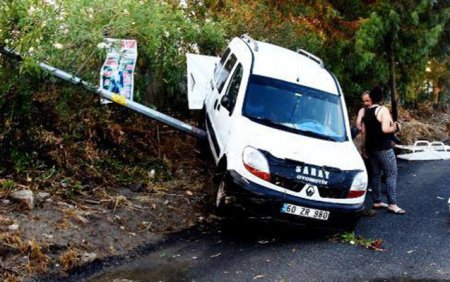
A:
204;48;231;111
186;53;219;110
215;63;244;152
206;52;238;160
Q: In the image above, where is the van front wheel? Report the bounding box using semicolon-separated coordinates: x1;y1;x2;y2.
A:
215;177;229;216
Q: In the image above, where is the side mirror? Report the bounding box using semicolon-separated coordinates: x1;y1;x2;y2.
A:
220;95;232;114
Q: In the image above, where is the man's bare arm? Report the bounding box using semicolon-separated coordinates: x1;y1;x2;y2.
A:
356;108;365;132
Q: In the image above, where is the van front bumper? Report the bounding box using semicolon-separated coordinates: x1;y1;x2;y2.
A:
224;170;365;230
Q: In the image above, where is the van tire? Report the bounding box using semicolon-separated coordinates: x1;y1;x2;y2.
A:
196;106;210;158
214;171;229;216
216;179;226;209
198;105;206;130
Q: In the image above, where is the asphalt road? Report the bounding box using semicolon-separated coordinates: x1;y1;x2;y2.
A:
80;160;450;282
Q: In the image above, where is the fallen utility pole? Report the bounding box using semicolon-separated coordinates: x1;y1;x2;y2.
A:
1;46;207;140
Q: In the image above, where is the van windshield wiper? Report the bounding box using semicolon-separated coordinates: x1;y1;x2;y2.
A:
247;116;284;128
297;129;337;142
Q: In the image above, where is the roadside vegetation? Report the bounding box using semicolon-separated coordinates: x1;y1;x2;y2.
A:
0;0;448;280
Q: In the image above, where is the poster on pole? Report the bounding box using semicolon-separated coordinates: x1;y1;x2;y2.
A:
100;39;137;104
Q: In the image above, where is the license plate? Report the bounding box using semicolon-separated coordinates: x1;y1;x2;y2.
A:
281;203;330;221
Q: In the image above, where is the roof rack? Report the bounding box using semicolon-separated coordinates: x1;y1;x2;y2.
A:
240;34;259;52
297;49;324;68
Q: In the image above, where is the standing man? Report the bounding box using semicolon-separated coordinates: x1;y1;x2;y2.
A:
356;90;371;133
355;91;376;217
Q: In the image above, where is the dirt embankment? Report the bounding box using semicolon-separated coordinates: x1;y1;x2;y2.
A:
1;100;448;281
396;103;450;144
0;104;216;281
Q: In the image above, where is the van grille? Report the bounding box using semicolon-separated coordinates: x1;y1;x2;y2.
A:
271;174;347;198
271;175;304;192
261;150;358;199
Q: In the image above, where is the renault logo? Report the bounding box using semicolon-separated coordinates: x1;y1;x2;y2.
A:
306;185;315;197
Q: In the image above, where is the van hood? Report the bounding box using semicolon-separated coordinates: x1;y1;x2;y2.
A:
236;117;364;171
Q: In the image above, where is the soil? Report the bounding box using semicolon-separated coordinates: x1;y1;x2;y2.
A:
0;125;217;281
0;103;448;281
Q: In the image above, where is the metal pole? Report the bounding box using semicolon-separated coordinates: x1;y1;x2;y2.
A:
2;47;207;140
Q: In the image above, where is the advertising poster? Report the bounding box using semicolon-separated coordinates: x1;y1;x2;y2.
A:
100;39;137;103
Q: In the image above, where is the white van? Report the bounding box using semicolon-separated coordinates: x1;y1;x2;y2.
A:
187;35;367;230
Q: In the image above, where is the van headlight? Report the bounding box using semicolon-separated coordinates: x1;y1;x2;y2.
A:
242;146;270;182
347;171;367;198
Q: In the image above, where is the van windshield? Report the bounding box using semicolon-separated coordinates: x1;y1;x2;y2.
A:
243;75;347;142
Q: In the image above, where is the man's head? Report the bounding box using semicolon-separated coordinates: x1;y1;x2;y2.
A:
361;91;372;108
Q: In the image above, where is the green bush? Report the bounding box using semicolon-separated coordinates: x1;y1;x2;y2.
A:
0;0;228;177
0;0;226;108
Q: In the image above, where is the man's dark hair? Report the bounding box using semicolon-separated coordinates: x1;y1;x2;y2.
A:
369;85;383;104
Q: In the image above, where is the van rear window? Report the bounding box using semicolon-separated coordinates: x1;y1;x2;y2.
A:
216;54;237;93
214;48;230;81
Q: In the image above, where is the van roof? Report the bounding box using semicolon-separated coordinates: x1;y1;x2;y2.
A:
245;39;339;95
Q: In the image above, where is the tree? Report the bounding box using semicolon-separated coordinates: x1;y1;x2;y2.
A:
426;58;450;108
428;0;450;108
199;0;367;108
354;0;449;120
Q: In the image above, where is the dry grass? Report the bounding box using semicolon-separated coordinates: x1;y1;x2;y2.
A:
0;272;22;282
55;217;70;230
399;120;447;144
25;239;49;275
0;234;49;276
0;214;14;225
59;247;80;272
398;104;450;144
103;195;131;212
0;232;27;253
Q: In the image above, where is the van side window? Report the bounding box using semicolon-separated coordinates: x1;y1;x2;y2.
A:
216;54;237;93
222;63;243;114
213;48;230;82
